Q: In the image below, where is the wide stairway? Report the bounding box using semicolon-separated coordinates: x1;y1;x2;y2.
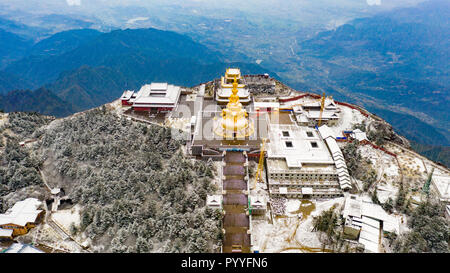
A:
222;151;251;253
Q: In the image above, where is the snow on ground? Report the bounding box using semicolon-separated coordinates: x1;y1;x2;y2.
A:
330;105;369;137
51;204;81;231
377;182;398;203
358;144;400;190
0;113;8;127
252;197;344;253
210;161;223;192
165;117;190;132
285;199;301;216
22;223;81;253
107;99;124;116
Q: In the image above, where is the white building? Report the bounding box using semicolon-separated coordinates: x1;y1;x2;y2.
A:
350;129;368;142
0;198;43;237
266;124;345;199
343;195;399;253
249;196;266;215
121;83;182;113
431;175;450;203
318;125;352;190
293;97;340;127
206;195;223;209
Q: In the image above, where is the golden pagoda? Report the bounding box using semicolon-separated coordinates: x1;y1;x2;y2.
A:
214;77;254;138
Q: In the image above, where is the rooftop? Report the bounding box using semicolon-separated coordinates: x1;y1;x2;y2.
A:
432;175;450;201
132;83;181;106
266;124;335;169
0;198;43;227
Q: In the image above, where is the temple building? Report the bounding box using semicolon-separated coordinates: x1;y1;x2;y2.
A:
214;78;254;139
293;97;340;127
216;68;251;105
0;198;44;237
121;83;181;113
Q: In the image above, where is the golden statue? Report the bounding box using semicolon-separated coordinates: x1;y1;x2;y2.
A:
214;76;254;138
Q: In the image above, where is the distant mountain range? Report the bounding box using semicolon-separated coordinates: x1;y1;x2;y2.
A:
289;0;449;147
0;1;448;166
0;88;75;117
0;27;274;113
0;29;33;69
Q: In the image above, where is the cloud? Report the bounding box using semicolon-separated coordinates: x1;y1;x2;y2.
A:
367;0;381;6
66;0;81;6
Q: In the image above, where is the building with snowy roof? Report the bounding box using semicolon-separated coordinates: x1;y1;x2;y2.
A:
3;243;44;253
266;124;345;199
0;198;44;237
293;97;340;127
318;125;352;190
431;175;450;203
216;68;251;105
343;195;400;253
206;195;223;209
350;129;368;142
120;83;182;113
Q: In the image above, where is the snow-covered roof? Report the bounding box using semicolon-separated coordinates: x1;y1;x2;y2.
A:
226;68;241;77
120;90;134;100
132;83;181;107
267;124;335;167
432;175;450;201
4;243;44;253
0;228;13;237
359;216;380;253
295;114;309;123
318;125;336;140
250;196;266;208
206;195;222;208
351;129;368;142
0;198;42;227
254;102;280;108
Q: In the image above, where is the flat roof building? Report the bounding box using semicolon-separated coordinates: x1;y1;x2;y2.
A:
266;124;345;199
343;195;399;253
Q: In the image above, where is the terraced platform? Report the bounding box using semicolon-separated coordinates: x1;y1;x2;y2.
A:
222;151;250;253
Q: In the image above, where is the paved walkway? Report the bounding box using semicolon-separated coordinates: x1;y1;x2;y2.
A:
222;152;251;253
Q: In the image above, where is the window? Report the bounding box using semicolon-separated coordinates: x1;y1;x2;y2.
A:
282;131;290;137
285;141;293;148
306;131;313;137
311;141;318;148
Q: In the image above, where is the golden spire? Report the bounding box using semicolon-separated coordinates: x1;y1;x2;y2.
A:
228;77;240;105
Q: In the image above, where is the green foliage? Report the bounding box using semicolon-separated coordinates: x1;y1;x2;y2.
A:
39;108;221;252
0;112;50;197
342;142;377;191
393;200;449;253
352;121;366;132
6;111;54;138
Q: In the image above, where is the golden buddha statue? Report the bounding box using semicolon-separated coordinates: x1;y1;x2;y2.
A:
214;77;254;138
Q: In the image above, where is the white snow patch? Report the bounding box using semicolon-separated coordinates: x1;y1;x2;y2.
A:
51;204;81;231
